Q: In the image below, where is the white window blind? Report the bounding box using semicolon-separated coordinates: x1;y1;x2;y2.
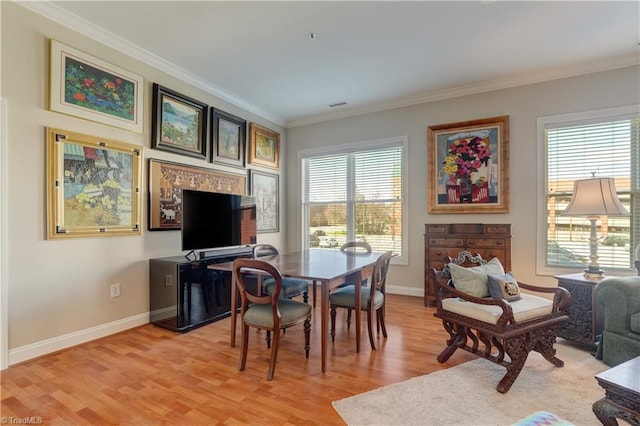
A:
545;115;639;271
302;142;404;258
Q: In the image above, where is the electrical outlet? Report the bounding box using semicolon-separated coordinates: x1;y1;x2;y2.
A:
164;275;172;287
110;283;121;298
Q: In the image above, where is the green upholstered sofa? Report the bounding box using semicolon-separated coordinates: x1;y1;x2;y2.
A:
594;276;640;366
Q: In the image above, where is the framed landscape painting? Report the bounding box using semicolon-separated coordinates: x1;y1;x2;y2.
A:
46;128;143;238
151;83;208;159
248;123;280;170
148;159;246;230
427;115;510;214
210;108;246;168
249;169;279;233
49;40;144;133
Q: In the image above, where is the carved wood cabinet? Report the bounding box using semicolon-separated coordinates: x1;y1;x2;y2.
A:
554;273;604;348
424;223;512;306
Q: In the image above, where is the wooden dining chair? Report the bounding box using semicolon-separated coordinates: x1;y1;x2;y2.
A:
253;244;311;303
330;251;392;350
334;241;374;326
232;258;312;380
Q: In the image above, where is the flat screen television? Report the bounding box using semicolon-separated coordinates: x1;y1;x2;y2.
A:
181;189;257;257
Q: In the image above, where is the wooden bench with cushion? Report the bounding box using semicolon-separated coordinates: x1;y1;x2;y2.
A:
429;250;571;393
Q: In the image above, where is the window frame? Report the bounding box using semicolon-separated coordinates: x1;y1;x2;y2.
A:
536;105;639;276
299;135;408;265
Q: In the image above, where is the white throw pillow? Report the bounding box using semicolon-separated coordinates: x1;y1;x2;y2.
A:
447;258;505;298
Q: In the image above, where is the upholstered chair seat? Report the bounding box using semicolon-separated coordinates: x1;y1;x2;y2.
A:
262;277;309;300
441;294;554;325
244;298;312;329
329;286;384;310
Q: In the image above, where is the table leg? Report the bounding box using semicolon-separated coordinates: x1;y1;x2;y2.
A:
321;281;329;372
230;274;237;347
593;397;640;426
593;398;621;426
354;270;362;354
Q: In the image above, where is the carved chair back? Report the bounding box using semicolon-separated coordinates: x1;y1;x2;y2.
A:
340;241;372;254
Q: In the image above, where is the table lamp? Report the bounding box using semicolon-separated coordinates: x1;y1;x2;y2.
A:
563;176;629;280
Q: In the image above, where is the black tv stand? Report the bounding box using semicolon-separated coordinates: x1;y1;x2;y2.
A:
149;246;253;332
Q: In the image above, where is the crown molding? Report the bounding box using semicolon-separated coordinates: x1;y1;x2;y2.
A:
286;52;640;128
16;1;638;130
17;0;286;128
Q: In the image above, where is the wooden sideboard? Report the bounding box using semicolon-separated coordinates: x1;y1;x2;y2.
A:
424;223;512;306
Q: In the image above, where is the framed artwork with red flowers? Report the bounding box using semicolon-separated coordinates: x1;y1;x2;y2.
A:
427;115;510;213
49;40;144;133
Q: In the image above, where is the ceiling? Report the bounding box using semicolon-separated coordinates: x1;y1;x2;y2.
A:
31;1;640;127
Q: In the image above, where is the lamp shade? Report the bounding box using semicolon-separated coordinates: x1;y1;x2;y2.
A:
563;177;629;217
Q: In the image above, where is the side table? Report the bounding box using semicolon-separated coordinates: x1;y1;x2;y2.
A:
592;356;640;425
554;273;604;348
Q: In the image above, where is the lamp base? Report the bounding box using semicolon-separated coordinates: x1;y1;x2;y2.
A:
583;268;604;281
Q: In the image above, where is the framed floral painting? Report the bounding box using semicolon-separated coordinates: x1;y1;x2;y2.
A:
49;40;144;133
427;115;510;213
46;128;143;238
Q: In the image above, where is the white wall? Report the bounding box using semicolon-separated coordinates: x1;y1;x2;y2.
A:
285;66;640;295
1;3;285;364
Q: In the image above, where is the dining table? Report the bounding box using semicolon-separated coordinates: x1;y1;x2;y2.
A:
209;249;383;373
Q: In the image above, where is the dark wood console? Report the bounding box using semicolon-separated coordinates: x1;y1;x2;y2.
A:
149;246;253;332
554;273;604;348
424;223;511;306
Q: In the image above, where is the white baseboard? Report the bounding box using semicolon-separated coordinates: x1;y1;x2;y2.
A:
386;284;423;298
7;286;422;366
8;312;149;366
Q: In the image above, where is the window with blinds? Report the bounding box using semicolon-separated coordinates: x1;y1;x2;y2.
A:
544;111;639;271
301;139;405;260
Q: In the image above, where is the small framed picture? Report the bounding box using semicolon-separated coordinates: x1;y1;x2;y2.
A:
49;40;144;133
248;123;280;170
249;169;279;233
151;83;207;159
210;108;246;168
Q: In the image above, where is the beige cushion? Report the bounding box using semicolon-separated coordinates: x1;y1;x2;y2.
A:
441;293;553;325
448;258;505;298
244;299;312;328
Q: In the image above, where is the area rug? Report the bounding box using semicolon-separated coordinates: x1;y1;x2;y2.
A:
332;341;608;426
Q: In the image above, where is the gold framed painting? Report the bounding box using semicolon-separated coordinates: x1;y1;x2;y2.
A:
248;123;280;169
49;40;144;133
148;159;246;230
427;115;510;214
46;128;143;238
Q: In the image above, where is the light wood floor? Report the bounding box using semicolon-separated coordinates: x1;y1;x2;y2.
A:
1;294;475;425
